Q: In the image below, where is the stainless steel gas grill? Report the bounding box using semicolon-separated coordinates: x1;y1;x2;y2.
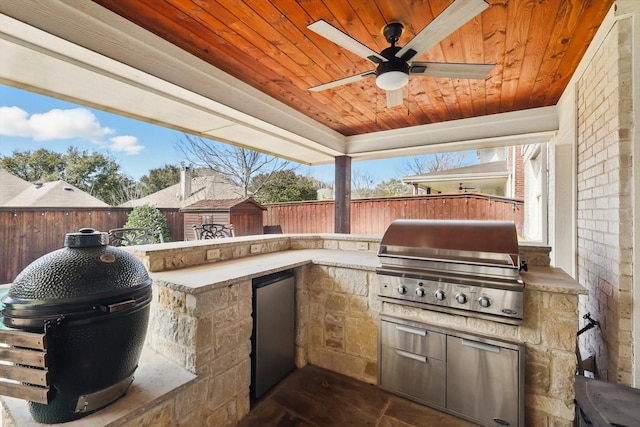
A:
376;219;526;325
377;220;527;427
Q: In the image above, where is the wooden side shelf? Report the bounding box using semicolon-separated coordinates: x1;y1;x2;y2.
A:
0;329;51;404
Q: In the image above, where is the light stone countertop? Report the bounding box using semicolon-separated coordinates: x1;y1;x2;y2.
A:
0;347;196;427
150;249;379;293
521;266;588;295
149;249;586;296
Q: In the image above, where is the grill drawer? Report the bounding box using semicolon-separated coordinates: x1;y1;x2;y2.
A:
379;344;446;407
380;319;446;360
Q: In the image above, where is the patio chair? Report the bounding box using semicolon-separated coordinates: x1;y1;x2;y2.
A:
108;227;164;246
192;223;235;240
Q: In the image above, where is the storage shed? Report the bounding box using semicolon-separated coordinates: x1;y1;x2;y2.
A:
181;197;266;239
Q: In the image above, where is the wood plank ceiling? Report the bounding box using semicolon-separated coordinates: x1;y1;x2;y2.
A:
91;0;613;137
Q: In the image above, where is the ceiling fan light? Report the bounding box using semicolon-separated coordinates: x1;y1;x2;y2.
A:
376;71;409;91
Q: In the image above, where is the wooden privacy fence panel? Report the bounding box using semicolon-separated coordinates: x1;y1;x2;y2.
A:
264;193;524;237
0;208;183;284
263;201;335;234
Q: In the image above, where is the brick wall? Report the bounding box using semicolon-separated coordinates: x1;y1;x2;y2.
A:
576;11;635;384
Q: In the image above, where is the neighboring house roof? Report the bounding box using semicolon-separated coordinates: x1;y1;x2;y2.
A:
0;168;31;205
181;197;266;212
120;175;243;208
2;180;109;207
403;161;509;195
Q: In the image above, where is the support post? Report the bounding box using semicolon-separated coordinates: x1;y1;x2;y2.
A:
334;156;351;233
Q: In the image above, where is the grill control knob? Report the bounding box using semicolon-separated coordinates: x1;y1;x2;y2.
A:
434;290;446;301
456;293;468;304
397;285;408;295
478;297;491;308
415;288;426;297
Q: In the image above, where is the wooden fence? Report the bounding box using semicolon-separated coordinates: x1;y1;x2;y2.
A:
0;208;183;284
1;194;523;284
264;193;524;236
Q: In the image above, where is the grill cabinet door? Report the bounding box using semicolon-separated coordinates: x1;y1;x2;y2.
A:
446;335;520;426
380;320;446;407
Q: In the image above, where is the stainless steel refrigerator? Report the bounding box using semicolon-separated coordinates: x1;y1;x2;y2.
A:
251;270;295;400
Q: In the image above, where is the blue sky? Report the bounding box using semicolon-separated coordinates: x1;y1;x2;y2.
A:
0;84;472;184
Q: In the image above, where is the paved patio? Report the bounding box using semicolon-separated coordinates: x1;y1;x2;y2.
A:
238;364;479;427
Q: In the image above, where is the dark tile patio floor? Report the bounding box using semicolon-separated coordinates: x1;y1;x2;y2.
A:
238;365;479;427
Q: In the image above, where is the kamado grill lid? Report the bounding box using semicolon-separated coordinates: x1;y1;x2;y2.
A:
1;228;152;330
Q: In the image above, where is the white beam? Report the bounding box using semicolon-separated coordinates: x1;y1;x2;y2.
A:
345;106;559;160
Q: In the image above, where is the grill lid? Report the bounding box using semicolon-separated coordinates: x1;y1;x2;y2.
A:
378;220;522;278
2;228;151;329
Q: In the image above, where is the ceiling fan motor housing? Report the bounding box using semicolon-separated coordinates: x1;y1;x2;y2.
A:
376;46;410;90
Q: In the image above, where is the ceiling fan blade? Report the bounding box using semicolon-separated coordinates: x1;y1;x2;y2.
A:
396;0;489;62
308;20;387;64
309;71;376;91
410;62;494;79
386;89;404;108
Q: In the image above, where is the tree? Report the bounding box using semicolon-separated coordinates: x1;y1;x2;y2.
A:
0;148;64;182
403;151;470;175
1;147;133;206
61;147;128;205
351;170;377;198
176;134;291;197
250;170;320;203
139;164;181;196
374;178;412;197
124;204;171;242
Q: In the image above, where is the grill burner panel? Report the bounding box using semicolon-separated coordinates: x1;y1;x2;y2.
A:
377;220;525;325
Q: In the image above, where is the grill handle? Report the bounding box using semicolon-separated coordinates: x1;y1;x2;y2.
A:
395;324;427;336
396;349;427;363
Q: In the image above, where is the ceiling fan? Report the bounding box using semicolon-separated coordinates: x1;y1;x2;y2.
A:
307;0;494;108
459;183;477;192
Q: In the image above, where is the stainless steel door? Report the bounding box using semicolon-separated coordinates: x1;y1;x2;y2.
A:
252;271;295;399
446;335;521;426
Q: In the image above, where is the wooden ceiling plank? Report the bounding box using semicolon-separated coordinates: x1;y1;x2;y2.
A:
319;0;384;56
539;0;613;105
526;1;583;108
499;0;534;112
512;0;563;111
460;9;489;117
481;0;508;116
348;0;390;53
439;17;475;119
92;0;279;87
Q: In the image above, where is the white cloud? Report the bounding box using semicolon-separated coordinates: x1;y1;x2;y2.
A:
109;135;144;155
0;106;115;143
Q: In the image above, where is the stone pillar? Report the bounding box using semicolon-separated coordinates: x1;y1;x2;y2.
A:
335;156;351;233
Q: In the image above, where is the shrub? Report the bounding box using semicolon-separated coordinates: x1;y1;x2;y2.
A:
124;204;171;242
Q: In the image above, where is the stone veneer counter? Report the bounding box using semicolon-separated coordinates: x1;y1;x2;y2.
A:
149;248;584;296
1;235;587;427
148;249;380;293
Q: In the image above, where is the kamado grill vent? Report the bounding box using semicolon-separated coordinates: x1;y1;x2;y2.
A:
376;220;526;325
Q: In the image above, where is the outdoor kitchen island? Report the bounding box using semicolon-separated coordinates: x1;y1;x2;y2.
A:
1;234;586;427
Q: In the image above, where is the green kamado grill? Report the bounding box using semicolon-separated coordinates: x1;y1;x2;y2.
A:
1;228;152;424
